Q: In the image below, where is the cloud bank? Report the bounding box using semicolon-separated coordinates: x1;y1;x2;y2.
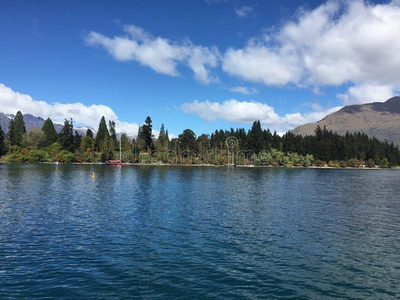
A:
223;0;400;103
181;99;341;133
85;1;400;105
0;84;139;135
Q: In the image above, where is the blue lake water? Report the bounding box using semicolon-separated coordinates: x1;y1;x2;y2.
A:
0;164;399;299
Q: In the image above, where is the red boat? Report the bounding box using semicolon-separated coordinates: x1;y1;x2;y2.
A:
108;160;121;165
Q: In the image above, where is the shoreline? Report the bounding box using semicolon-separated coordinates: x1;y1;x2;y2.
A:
1;161;399;170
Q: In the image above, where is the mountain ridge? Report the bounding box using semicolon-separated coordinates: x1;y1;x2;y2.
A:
292;97;400;146
0;112;95;136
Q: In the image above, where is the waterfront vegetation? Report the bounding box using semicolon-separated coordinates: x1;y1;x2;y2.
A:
0;111;400;168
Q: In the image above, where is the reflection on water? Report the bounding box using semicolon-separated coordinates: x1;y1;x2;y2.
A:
0;165;399;299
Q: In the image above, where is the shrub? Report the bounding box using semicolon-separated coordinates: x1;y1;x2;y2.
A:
26;150;48;163
314;160;326;167
47;142;62;160
366;159;375;168
301;154;314;167
56;150;75;163
347;158;362;168
9;145;21;153
380;158;389;168
5;153;24;163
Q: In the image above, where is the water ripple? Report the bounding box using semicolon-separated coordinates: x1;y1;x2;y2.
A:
0;165;399;299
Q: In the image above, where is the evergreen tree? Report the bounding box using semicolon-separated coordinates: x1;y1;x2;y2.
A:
7;119;15;147
0;125;6;155
120;133;131;151
74;131;81;151
142;116;154;150
95;116;109;151
165;129;169;141
109;120;117;149
12;111;26;146
86;129;94;138
158;124;166;145
41;117;58;146
178;129;197;151
165;129;170;149
59;119;75;152
156;123;169;151
248;120;264;154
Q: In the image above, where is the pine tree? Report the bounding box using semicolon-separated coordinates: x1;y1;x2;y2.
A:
59;119;75;152
95;116;109;151
86;129;94;138
142;116;154;150
7;119;15;147
120;133;131;151
156;123;169;151
41;117;58;146
165;129;170;150
0;125;6;155
109;120;117;149
12;111;26;146
74;131;81;151
159;124;166;144
271;131;281;151
248;120;263;153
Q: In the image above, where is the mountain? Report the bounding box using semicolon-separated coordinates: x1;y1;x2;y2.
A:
292;96;400;146
0;112;95;136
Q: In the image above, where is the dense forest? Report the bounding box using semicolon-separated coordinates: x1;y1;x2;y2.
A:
1;111;400;168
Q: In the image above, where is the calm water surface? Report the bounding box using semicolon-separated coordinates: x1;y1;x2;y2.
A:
0;164;399;299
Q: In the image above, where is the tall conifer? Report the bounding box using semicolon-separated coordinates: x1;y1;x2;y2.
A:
0;125;6;155
41;118;58;146
12;111;26;146
95;116;109;151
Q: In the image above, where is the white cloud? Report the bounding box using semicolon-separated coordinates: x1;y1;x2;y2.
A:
229;86;257;95
337;83;399;105
85;25;219;84
83;1;400;107
222;0;400;103
0;83;139;135
222;43;302;86
235;6;254;18
181;99;341;132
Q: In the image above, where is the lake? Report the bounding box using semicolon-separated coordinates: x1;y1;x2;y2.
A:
0;164;399;299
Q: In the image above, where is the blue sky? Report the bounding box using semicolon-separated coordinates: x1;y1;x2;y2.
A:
0;0;399;136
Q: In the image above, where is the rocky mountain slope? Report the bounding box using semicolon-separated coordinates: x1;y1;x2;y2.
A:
292;97;400;146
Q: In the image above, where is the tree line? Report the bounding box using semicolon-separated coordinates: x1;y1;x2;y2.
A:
0;111;399;167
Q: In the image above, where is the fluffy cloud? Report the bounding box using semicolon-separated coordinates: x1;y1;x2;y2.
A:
0;84;139;135
181;99;341;133
229;86;257;95
223;0;400;103
223;43;302;86
235;6;254;18
85;25;219;84
84;1;400;106
337;83;400;105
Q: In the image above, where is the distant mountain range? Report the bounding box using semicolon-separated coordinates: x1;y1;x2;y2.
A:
0;113;95;136
292;97;400;146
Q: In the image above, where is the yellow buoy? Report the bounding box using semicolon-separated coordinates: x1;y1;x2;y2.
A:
92;172;96;179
